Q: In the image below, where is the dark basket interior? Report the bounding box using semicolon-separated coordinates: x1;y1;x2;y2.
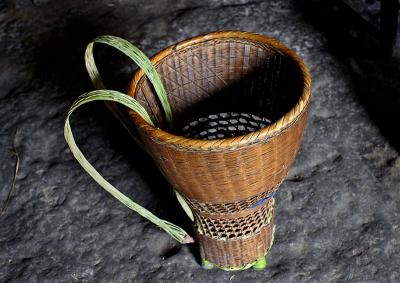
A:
135;38;304;138
179;112;271;140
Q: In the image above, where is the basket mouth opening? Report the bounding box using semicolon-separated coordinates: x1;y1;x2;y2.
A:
128;31;311;149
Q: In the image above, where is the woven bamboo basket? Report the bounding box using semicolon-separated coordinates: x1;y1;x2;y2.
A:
127;31;311;270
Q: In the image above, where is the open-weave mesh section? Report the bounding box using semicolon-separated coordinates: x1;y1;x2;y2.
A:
195;199;274;240
185;185;279;215
179;112;271;140
196;222;275;269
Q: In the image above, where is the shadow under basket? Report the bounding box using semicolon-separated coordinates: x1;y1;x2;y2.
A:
128;31;311;270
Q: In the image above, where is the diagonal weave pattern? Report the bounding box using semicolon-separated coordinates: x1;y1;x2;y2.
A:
128;31;311;269
194;198;275;240
135;38;302;131
183;183;280;215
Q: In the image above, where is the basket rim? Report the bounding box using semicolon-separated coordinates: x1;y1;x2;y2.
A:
127;30;311;151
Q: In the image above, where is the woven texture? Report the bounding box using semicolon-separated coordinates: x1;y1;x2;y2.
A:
128;31;311;268
183;184;280;215
196;219;275;268
179;112;271;140
195;198;275;239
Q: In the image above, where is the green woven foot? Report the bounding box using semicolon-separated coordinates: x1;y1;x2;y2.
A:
252;257;267;270
201;258;215;270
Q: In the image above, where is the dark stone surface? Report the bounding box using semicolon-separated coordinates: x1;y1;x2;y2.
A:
1;0;399;282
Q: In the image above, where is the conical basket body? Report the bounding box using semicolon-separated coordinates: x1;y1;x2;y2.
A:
128;31;311;269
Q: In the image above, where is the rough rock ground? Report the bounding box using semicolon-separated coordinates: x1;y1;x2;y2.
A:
1;0;399;282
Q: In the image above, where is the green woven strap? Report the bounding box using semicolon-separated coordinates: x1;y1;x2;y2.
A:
64;36;193;244
64;90;193;244
85;35;174;129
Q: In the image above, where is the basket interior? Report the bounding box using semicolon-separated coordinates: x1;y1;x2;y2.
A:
179;112;271;140
135;37;304;137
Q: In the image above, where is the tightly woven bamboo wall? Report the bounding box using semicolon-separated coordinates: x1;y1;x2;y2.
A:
128;31;311;268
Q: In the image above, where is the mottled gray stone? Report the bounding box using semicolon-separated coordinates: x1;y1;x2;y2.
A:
1;0;399;282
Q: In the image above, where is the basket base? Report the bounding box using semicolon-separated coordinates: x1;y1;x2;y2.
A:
201;255;268;271
199;223;276;271
252;257;267;271
197;220;275;270
201;258;216;270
